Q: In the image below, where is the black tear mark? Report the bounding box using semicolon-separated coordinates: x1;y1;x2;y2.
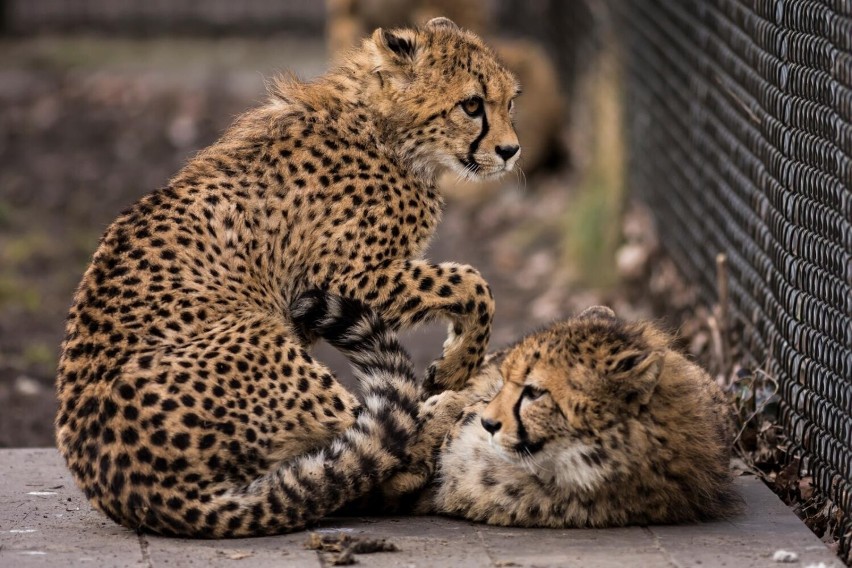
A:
467;107;489;163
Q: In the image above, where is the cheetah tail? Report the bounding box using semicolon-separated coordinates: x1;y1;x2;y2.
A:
180;291;418;537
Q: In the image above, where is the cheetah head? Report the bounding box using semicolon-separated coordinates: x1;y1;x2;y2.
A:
366;17;521;181
479;307;668;491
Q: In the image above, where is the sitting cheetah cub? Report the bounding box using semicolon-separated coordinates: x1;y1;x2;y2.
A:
55;18;519;537
369;306;742;526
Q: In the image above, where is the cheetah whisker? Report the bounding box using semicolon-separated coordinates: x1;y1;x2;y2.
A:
519;447;553;480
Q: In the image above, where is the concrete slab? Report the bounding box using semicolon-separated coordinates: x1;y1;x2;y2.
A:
144;532;323;568
0;449;840;567
0;449;143;568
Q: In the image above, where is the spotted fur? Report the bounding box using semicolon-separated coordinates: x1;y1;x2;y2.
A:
370;307;742;526
327;0;563;178
55;19;519;537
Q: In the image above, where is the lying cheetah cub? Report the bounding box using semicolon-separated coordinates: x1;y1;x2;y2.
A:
56;18;518;537
370;306;742;526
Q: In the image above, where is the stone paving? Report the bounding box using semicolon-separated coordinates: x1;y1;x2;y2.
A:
0;449;839;567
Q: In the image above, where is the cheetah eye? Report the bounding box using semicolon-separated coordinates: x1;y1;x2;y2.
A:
460;96;484;117
522;385;546;401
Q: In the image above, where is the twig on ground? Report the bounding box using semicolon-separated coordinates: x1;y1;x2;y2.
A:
711;253;731;385
306;532;399;565
732;368;779;449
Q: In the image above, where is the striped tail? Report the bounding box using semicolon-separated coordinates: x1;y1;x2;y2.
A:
155;291;420;537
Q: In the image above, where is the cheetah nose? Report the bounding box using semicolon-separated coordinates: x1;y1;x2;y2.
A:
495;144;519;161
481;417;502;435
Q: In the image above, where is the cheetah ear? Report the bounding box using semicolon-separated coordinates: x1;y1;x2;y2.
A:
425;17;459;31
373;27;419;62
610;350;663;413
578;305;617;320
370;28;422;86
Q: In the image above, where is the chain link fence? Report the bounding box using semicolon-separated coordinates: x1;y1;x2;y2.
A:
613;0;851;561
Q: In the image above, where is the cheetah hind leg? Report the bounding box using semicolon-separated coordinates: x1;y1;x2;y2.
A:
177;292;420;537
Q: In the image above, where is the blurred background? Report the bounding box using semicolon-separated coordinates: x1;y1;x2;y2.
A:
1;0;648;448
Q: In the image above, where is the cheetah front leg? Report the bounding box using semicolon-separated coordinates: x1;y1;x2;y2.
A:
328;260;494;392
340;387;480;516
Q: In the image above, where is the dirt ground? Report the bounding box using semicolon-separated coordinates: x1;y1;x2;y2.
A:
0;34;647;448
